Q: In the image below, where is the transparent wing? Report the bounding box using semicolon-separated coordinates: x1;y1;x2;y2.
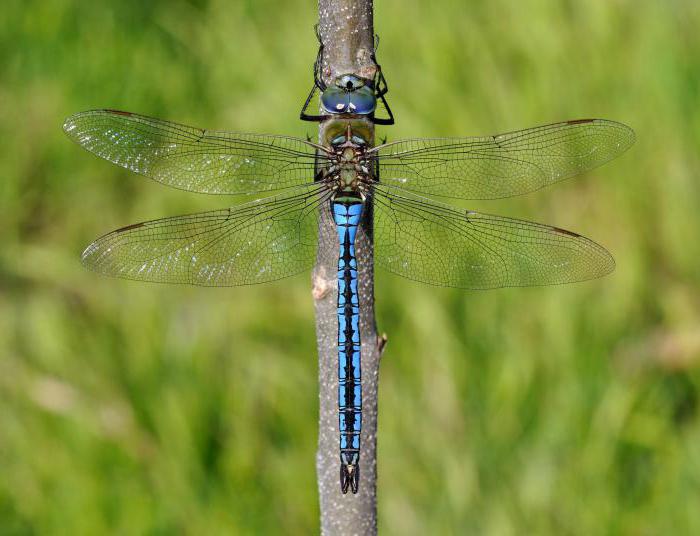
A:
63;109;324;195
373;119;635;199
373;185;614;289
81;185;333;286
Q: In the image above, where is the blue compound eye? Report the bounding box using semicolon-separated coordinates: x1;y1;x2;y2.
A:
321;87;350;114
321;77;377;116
347;87;376;115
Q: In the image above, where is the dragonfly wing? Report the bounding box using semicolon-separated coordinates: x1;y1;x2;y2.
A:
63;109;322;195
374;119;634;199
81;186;333;286
373;185;614;289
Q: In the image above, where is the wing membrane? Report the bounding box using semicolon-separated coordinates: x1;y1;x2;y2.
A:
81;186;333;286
63;110;322;195
373;119;634;199
373;185;614;289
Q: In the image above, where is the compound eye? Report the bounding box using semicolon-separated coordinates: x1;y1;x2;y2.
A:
348;87;376;115
321;87;350;114
351;135;366;145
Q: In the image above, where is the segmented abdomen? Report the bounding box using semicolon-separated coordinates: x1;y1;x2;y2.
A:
332;200;363;494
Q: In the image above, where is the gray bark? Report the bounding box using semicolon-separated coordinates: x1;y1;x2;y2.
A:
312;1;385;534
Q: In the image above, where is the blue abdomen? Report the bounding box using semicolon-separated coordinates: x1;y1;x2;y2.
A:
332;199;363;494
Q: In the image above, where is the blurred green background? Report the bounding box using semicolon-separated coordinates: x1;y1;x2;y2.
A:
2;0;699;534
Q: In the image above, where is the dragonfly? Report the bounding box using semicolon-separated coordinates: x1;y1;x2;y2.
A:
63;38;634;496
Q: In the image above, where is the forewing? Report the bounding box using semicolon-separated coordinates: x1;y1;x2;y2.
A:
81;186;333;286
373;185;614;289
374;119;634;199
63;109;322;195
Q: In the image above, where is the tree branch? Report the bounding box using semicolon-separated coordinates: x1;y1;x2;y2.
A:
312;1;384;534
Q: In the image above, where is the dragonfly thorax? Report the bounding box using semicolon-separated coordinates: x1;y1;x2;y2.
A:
325;125;373;195
340;147;356;162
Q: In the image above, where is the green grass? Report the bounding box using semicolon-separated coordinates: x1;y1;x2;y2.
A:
2;0;700;533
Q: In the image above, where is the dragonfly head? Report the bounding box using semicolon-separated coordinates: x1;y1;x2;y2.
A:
321;74;377;116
